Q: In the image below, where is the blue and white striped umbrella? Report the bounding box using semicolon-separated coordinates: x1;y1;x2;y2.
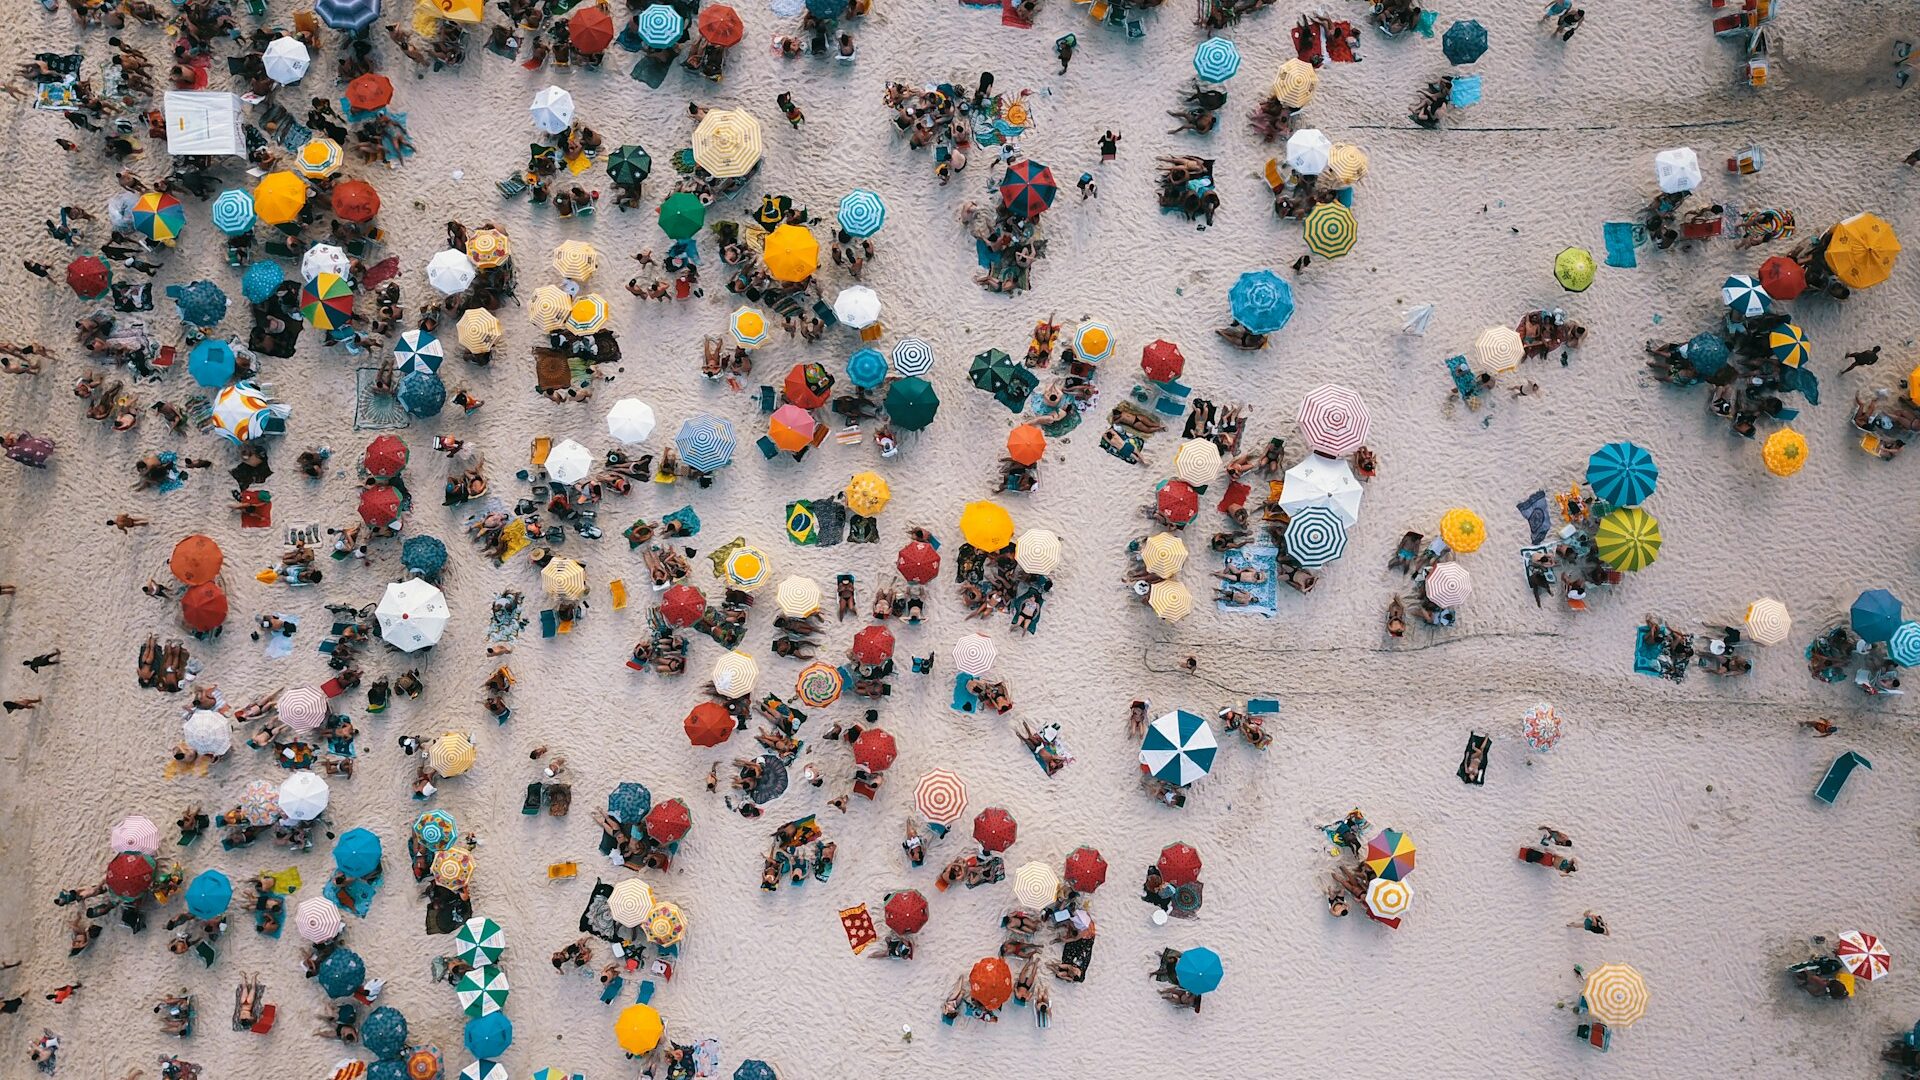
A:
1585;441;1657;507
1140;709;1217;787
1282;504;1348;567
1193;37;1241;83
315;0;379;31
638;3;686;47
210;189;256;236
1720;274;1772;318
891;336;934;377
394;329;444;374
837;189;886;238
1890;621;1920;667
676;414;736;472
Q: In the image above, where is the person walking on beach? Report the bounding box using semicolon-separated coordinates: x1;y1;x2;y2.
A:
776;92;804;129
22;651;59;673
1077;173;1096;200
1054;34;1075;74
4;698;42;713
1097;130;1121;163
108;514;151;532
1839;345;1881;373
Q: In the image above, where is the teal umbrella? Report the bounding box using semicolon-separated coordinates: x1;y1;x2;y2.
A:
402;535;447;579
362;1006;409;1059
333;827;383;878
1443;19;1487;64
1852;589;1902;643
463;1012;513;1059
1175;947;1222;993
608;781;653;823
187;339;237;387
658;191;706;239
398;370;446;417
172;280;229;327
1228;270;1293;334
1140;710;1217;786
1584;442;1657;507
846;347;887;389
638;3;685;47
884;377;939;431
242;261;285;304
317;947;366;997
185;869;232;919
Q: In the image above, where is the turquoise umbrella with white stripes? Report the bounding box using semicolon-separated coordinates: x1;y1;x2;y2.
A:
1140;710;1218;787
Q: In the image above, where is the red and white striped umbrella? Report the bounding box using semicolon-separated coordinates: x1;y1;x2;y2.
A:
914;769;968;826
1836;930;1890;981
111;815;161;855
1425;562;1472;607
951;633;997;676
295;896;345;943
279;684;329;733
1296;384;1371;456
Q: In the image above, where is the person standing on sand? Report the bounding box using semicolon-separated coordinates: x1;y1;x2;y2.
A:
22;651;59;672
1097;130;1121;163
1839;345;1880;373
1054;34;1075;74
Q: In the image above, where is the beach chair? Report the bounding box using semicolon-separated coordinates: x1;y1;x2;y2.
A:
547;861;578;879
1812;750;1871;805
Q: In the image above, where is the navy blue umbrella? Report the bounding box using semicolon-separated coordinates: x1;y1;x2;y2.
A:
317;948;366;998
398;370;446;418
402;535;448;579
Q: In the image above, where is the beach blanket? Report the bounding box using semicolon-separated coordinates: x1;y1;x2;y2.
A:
324;873;381;919
950;673;981;713
1001;0;1034;27
1059;937;1094;981
1217;545;1279;617
1514;490;1551;545
839;904;878;954
1602;222;1642;268
1458;731;1490;785
1632;628;1671;679
353;368;411;430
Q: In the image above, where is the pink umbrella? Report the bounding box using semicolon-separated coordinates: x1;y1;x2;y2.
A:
278;684;329;733
295;896;345;943
1296;384;1371;456
111;815;161;855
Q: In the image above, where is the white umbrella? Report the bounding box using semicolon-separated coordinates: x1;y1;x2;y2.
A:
300;243;351;282
530;85;575;134
1425;562;1472;607
1654;147;1701;194
545;438;594;485
606;399;657;445
1013;528;1061;575
376;579;449;651
183;709;233;754
262;37;311;84
278;770;330;822
1011;862;1060;908
1285;129;1332;175
608;879;654;924
952;633;997;676
775;576;822;617
111;815;162;854
1277;454;1364;527
832;285;881;329
295;896;344;943
425;249;477;295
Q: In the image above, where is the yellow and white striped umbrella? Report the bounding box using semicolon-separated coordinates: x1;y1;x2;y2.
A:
1149;580;1193;622
1472;326;1524;374
607;879;655;925
528;284;572;331
691;109;763;178
1271;58;1318;107
1744;597;1790;646
1014;528;1061;575
541;557;587;600
565;294;609;335
775;575;822;617
730;306;770;349
1011;861;1060;908
428;732;477;777
1325;143;1369;186
295;137;343;178
710;651;759;697
456;307;503;352
1141;532;1188;578
1583;963;1649;1027
551;239;602;282
1364;876;1412;918
1173;439;1222;485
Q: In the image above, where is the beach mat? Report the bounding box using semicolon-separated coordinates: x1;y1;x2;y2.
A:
1458;731;1489;785
1602;222;1641;268
1060;937;1094;981
1632;629;1666;678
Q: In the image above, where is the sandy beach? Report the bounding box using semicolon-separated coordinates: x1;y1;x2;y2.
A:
1;0;1918;1075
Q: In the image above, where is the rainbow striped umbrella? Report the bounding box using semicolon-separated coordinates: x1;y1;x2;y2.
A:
300;272;354;329
133;192;186;244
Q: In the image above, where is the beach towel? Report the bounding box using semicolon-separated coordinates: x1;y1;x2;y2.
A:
1001;0;1033;26
1458;731;1490;785
1058;937;1094;981
840;904;878;954
1632;628;1669;679
1513;490;1552;544
1602;222;1642;268
323;874;380;919
950;673;981;713
1217;545;1279;617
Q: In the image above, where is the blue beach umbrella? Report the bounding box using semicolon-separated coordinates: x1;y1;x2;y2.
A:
316;0;379;31
1684;332;1728;376
333;827;383;878
185;869;233;919
735;1062;777;1080
242;261;286;304
318;947;366;997
172;280;229;327
1175;947;1222;994
393;329;443;374
1140;710;1218;787
1720;274;1772;318
1193;37;1240;83
676;415;736;472
187;339;237;387
837;189;886;238
368;1061;408;1080
1852;589;1903;643
398;370;446;418
638;4;685;47
402;535;448;579
1584;442;1658;507
362;1006;410;1059
1442;19;1487;64
609;781;653;823
1228;270;1294;335
463;1013;513;1060
847;347;888;389
1889;622;1920;667
210;189;256;236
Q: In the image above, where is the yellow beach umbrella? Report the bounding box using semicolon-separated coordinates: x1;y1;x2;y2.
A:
456;307;503;352
844;471;891;516
551;239;601;281
1594;507;1661;572
1325;143;1369;186
731;306;770;349
1762;428;1807;476
643;901;687;946
763;224;819;282
960;501;1015;552
724;546;769;590
1582;963;1649;1027
1439;508;1485;553
1141;532;1188;578
466;227;510;268
615;1004;664;1055
541;557;587;599
1271;58;1318;107
253;171;307;226
425;0;485;21
1744;597;1790;646
1472;326;1524;374
691;108;763;178
295;137;343;179
775;575;822;617
1174;439;1222;485
428;732;477;777
565;294;609;335
1148;580;1193;622
528;284;572;331
1824;212;1899;290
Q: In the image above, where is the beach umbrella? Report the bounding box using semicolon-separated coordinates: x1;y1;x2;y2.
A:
960;501;1014;551
728;306;771;350
845;472;890;516
238;778;281;826
608;782;652;823
551;240;601;282
430;849;474;889
1762;428;1807;477
173;281;228;327
692;109;763;178
1141;339;1185;383
541;558;587;601
638;2;685;45
527;285;572;332
406;1047;443;1080
394;330;443;375
698;3;744;43
677;415;737;472
567;4;615;51
453;309;501;354
425;249;477;295
464;227;510;270
884;377;940;430
970;957;1013;1009
456;966;510;1017
363;1007;410;1058
300;272;354;329
210;189;256;235
614;1004;662;1055
454;917;505;965
1654;147;1700;193
1014;528;1061;575
1364;877;1412;919
1228;269;1294;335
1438;508;1485;553
429;733;477;777
1326;143;1369;186
278;684;329;733
432;0;485;21
604;398;657;445
1554;247;1596;291
1521;702;1562;751
775;575;822;617
1193;36;1240;82
1595;508;1661;572
1284;129;1331;175
1768;322;1810;367
1889;623;1920;667
464;1013;513;1060
1583;964;1649;1027
316;0;379;30
111;815;161;855
279;770;330;821
1721;274;1772;317
414;809;459;852
295;138;343;179
1174;438;1222;485
402;535;446;579
529;85;574;134
1586;442;1657;507
834;285;882;329
1364;830;1416;881
657;192;706;239
1759;255;1805;300
1836;930;1891;981
973;807;1017;853
1175;948;1223;994
359;486;401;530
851;624;895;666
1685;332;1729;375
345;73;393;112
105;850;155;898
1063;847;1107;893
1304;202;1357;259
897;541;940;583
544;439;594;486
847;347;888;388
837;189;886;238
65;254;110;298
318;947;366;997
884;890;929;934
762;223;818;281
242;261;285;304
711;651;759;697
133;192;186;244
170;535;223;585
644;901;687;946
1008;424;1046;465
254;171;307;226
891;336;934;377
1271;57;1318;106
609;879;655;925
952;632;997;675
1012;861;1060;908
1141;710;1217;786
1141;532;1188;578
1825;212;1900;290
1072;321;1114;365
1744;598;1791;646
302;243;352;283
263;36;312;83
1283;504;1348;567
187;339;237;388
645;798;692;843
331;179;381;223
1298;384;1371;457
1472;326;1524;374
1425;561;1472;607
295;896;343;943
853;728;897;772
915;770;967;826
607;145;652;188
377;579;449;651
1442;19;1487;63
783;362;834;408
1852;589;1903;642
183;709;232;754
182;581;229;630
999;160;1057;218
1148;580;1193;622
1158;842;1203;885
795;663;842;709
724;546;768;590
399;370;445;418
458;1062;506;1080
334;828;382;878
660;585;707;628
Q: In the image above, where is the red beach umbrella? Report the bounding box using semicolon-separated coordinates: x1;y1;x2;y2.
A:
569;6;616;52
1157;480;1200;524
331;179;382;223
697;3;744;45
643;797;692;843
972;807;1016;852
852;728;897;772
969;957;1013;1008
683;702;733;747
1157;841;1202;886
659;584;707;628
1142;339;1185;383
359;485;401;527
896;541;940;584
105;851;156;897
169;534;223;585
884;889;928;934
1759;255;1806;300
345;74;393;112
181;582;229;631
783;363;832;410
362;434;408;477
1064;846;1109;892
66;255;110;298
1006;424;1046;466
850;624;895;665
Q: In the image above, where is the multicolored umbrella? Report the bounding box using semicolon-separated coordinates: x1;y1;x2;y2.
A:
1586;442;1657;507
1836;930;1891;980
210;189;256;235
1283;504;1348;567
1228;269;1294;334
891;336;934;377
133;192;185;244
795;663;842;708
300;272;354;329
1193;37;1240;82
295;137;344;179
456;965;510;1017
414;808;459;851
1768;322;1810;367
565;294;608;335
239;779;285;825
461;1060;508;1080
454;916;506;965
999;160;1057;218
1364;830;1416;880
915;769;967;826
691;108;763;178
1304;202;1356;259
1297;384;1371;456
1583;964;1649;1027
1594;508;1662;572
1075;320;1115;363
406;1046;443;1080
676;415;736;472
1141;710;1217;786
1721;274;1772;317
727;306;770;350
644;901;687;946
837;189;886;237
1521;702;1562;750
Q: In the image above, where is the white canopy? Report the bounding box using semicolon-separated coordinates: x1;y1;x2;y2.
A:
163;91;246;157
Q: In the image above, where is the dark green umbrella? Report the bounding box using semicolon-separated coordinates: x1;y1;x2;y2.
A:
658;192;706;239
607;144;651;186
884;377;940;431
968;349;1011;391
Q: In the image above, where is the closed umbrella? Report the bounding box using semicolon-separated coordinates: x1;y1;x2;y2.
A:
1228;269;1294;334
1442;19;1487;63
1585;442;1657;506
1654;147;1700;194
1283;504;1348;567
1173;438;1222;485
1014;528;1061;574
262;36;311;83
837;189;886;237
711;651;758;697
1011;862;1060;907
897;541;940;583
1745;598;1791;646
914;770;967;826
1425;562;1472;606
1148;580;1193;622
545;439;594;485
1193;36;1240;82
1297;384;1371;457
692;109;763;178
529;85;574;134
377;579;449;651
884;376;940;430
677;415;736;471
1594;508;1662;572
951;633;997;675
1141;710;1217;786
1284;129;1331;174
278;770;329;821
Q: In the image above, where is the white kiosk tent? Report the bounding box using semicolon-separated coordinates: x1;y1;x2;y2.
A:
163;91;245;157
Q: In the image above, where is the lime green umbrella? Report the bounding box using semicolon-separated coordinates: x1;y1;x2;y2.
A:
1554;247;1595;292
658;192;706;240
1595;507;1661;572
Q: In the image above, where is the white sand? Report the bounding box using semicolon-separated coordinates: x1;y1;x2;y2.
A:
2;0;1919;1075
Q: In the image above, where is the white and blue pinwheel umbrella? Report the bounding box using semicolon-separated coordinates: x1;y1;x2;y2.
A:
676;414;736;473
394;329;444;374
1193;37;1241;83
1720;274;1772;318
1140;709;1218;787
837;189;887;238
210;189;256;236
1282;504;1348;567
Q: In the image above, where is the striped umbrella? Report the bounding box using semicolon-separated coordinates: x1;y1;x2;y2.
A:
1173;438;1221;484
1304;202;1356;259
1149;580;1193;622
1889;622;1920;667
394;329;443;374
676;415;736;472
460;1060;508;1080
1744;598;1790;645
1585;442;1657;507
1425;562;1472;607
455;917;506;965
542;558;587;600
183;709;232;753
133;192;186;244
794;662;842;708
775;575;822;616
1595;508;1661;572
295;138;343;179
724;546;768;590
466;227;511;269
528;286;570;331
210;189;256;235
1720;274;1772;317
456;309;502;353
1192;37;1241;83
891;336;934;377
300;273;354;329
1582;964;1649;1027
644;901;687;946
1141;532;1187;577
428;732;476;777
1768;322;1810;367
456;966;510;1017
1283;504;1348;567
551;240;601;281
1012;862;1060;908
1364;877;1412;918
638;3;685;46
1141;709;1217;786
711;651;759;697
294;896;343;942
1836;930;1891;981
837;189;886;238
952;632;997;675
565;294;609;335
414;809;459;851
1014;528;1060;574
315;0;379;30
279;684;329;732
730;306;770;348
1326;144;1369;186
1473;326;1524;374
914;769;968;826
1270;57;1317;107
1075;321;1115;363
691;109;763;178
1297;384;1371;456
999;160;1057;218
112;815;161;854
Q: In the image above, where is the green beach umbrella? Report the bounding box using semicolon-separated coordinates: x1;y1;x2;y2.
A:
456;965;511;1017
